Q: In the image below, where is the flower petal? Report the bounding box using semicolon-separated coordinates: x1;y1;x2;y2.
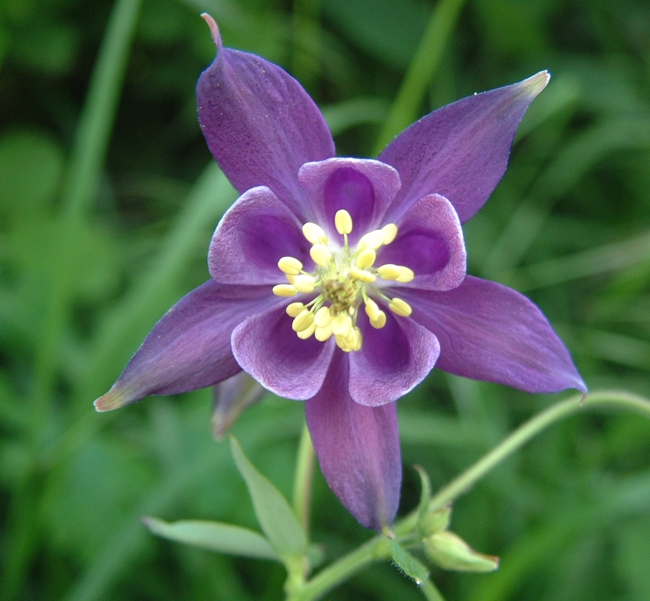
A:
401;276;587;393
298;158;401;242
94;281;276;412
209;186;313;285
379;72;550;224
377;193;466;291
305;352;402;530
231;305;335;400
197;15;335;220
348;309;440;407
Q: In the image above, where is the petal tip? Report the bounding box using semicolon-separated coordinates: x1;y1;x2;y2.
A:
521;70;551;98
201;13;221;48
93;389;128;412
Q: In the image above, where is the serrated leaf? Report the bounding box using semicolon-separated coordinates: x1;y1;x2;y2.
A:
142;517;279;561
389;538;430;585
230;436;307;558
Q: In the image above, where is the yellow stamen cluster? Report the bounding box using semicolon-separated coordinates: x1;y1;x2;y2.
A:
272;209;414;352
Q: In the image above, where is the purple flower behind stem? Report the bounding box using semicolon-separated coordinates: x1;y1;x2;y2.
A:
94;14;586;531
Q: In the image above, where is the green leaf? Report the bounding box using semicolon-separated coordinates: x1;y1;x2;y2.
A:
142;517;279;561
230;436;307;558
389;539;430;585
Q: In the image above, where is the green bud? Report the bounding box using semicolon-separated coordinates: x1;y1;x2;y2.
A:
419;504;452;537
423;531;499;573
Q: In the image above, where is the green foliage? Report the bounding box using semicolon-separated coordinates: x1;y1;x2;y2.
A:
1;0;650;599
230;436;308;559
143;517;279;560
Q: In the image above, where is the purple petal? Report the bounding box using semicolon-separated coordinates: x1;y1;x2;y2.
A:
379;72;550;224
231;305;335;400
305;352;402;530
94;281;277;412
298;158;400;243
377;193;466;291
209;186;313;285
348;309;440;407
401;276;587;394
197;16;335;220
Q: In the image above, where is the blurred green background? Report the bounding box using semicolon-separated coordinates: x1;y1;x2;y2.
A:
1;0;649;599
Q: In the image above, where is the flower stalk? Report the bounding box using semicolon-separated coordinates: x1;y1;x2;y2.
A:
286;391;650;601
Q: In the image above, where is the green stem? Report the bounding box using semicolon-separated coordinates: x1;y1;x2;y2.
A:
420;578;447;601
425;391;650;514
292;423;316;535
292;390;650;600
372;0;468;155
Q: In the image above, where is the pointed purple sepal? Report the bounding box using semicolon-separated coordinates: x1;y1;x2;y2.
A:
379;72;550;224
402;276;587;394
306;353;402;530
94;281;276;412
197;14;335;220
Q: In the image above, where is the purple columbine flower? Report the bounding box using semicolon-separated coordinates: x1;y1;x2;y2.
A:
94;14;586;531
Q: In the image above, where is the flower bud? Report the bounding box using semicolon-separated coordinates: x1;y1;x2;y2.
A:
423;531;499;573
419;505;451;538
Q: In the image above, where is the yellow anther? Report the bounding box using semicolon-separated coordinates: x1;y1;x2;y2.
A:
352;327;362;350
293;275;316;293
369;310;387;329
357;229;385;251
314;306;333;327
377;264;401;280
302;222;328;245
273;284;297;297
355;249;376;269
364;298;381;321
278;256;303;275
331;313;352;337
337;326;362;351
350;265;376;283
315;324;333;341
335;335;350;351
286;302;305;317
310;243;332;267
335;209;353;235
297;322;316;339
292;309;315;332
395;267;415;283
381;223;398;244
388;297;412;317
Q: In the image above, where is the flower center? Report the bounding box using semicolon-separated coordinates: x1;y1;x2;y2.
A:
272;210;414;352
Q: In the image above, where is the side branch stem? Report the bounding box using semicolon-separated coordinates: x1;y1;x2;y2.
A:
292;390;650;600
